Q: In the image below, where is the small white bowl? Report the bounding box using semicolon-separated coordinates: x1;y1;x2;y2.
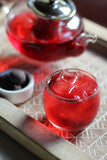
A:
0;69;34;104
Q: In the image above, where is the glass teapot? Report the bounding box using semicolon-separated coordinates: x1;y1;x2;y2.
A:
5;0;97;62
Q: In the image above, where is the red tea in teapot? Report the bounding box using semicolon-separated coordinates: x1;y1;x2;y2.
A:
6;10;85;62
6;0;97;62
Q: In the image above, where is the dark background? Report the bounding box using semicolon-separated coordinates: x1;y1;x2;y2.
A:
73;0;107;27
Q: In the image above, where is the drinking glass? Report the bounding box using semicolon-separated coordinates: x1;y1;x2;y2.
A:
43;68;100;131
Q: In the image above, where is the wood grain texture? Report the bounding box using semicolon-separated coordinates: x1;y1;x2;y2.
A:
0;98;94;160
83;18;107;48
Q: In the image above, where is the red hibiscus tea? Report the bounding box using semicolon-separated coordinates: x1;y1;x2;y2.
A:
6;10;85;62
43;69;100;131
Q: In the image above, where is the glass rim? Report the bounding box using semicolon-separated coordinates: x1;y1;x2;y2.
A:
45;68;100;103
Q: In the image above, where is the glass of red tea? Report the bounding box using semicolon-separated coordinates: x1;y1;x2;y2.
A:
43;68;100;131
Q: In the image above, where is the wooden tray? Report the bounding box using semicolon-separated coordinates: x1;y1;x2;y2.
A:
0;10;107;160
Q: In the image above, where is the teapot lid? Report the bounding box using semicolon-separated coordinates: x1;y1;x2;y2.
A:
28;0;76;20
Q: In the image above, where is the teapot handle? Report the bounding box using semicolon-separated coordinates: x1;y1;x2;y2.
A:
66;32;97;57
75;32;97;47
68;32;97;57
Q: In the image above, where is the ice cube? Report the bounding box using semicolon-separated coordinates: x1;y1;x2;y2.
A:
85;80;97;96
67;84;88;100
60;69;79;84
78;74;97;96
51;72;68;97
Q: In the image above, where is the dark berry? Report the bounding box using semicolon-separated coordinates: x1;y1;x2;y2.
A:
9;69;26;85
0;69;29;91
